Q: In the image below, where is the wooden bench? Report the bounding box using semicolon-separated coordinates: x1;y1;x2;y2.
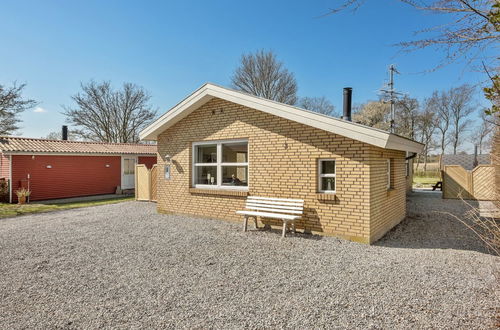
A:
236;196;304;238
432;181;442;191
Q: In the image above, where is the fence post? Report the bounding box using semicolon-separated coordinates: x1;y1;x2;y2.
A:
135;164;138;201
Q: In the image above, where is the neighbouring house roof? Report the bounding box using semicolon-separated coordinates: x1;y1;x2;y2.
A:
140;83;424;153
0;136;157;155
440;154;490;171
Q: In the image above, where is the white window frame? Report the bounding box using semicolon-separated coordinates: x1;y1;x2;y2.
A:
192;139;249;191
387;159;391;190
318;159;336;193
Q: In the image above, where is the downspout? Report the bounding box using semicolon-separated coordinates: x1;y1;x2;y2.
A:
9;155;12;204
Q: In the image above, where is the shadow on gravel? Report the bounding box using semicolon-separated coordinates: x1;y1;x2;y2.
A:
248;227;324;240
375;191;493;255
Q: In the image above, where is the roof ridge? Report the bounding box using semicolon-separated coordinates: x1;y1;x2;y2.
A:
140;82;424;153
204;83;404;136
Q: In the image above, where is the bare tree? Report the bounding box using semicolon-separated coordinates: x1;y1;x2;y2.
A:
484;68;500;119
298;96;337;116
331;1;500;126
43;130;79;141
449;84;476;154
352;101;390;130
0;82;37;135
330;1;499;68
395;96;419;139
231;50;298;105
427;90;452;155
415;105;437;171
472;110;495;153
63;81;157;143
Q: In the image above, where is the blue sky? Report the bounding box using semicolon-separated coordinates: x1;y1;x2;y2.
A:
0;0;492;143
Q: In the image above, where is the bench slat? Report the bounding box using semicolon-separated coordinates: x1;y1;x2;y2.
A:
236;210;300;220
248;196;304;203
246;199;304;207
245;203;303;211
245;205;303;214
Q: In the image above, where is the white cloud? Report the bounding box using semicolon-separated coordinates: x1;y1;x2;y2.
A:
33;107;47;113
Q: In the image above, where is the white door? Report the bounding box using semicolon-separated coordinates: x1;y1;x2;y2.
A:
121;156;137;189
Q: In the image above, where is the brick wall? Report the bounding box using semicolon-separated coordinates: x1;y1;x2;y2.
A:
156;98;407;243
369;148;407;242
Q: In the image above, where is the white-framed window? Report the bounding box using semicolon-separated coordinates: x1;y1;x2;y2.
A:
318;159;336;193
123;159;135;175
192;139;248;190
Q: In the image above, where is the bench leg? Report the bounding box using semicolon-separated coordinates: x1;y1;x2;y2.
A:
282;220;287;238
253;216;259;229
243;216;248;232
291;221;296;234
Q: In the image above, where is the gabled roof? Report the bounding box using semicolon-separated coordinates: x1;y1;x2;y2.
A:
140;83;424;153
0;136;157;155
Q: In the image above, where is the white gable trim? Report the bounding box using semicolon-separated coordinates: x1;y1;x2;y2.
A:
140;83;424;153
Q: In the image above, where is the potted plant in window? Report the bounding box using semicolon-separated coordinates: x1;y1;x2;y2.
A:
16;188;31;205
326;178;334;191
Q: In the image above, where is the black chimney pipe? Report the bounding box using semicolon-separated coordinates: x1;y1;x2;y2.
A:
62;125;68;141
343;87;352;121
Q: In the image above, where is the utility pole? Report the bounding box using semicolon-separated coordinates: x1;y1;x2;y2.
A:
380;64;401;133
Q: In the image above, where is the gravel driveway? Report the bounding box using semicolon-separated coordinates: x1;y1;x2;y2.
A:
0;192;498;329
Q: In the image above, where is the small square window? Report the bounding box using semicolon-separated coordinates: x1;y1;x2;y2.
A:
318;159;336;193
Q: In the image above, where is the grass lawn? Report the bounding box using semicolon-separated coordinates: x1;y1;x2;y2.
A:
0;196;134;219
413;175;441;188
413;165;441;188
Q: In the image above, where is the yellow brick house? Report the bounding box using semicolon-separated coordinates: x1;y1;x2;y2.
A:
140;83;423;243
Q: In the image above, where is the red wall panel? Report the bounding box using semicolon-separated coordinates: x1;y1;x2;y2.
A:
0;153;10;179
11;155;121;202
138;156;157;169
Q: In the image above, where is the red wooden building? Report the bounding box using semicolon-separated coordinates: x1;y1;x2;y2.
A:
0;136;157;203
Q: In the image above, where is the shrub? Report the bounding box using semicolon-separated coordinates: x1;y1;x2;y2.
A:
15;188;31;198
0;179;8;203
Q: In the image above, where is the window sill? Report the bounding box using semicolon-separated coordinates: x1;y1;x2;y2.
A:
316;193;336;201
189;188;249;197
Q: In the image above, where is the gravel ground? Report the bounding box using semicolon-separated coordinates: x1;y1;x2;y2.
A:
0;192;498;329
